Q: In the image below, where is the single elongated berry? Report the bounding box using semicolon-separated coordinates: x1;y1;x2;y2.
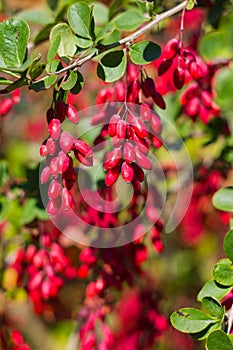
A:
163;38;180;59
116;119;127;139
127;80;140;103
150;113;162;134
46;138;58;155
189;61;203;79
128;114;148;138
158;58;173;76
39;144;48;157
127;63;138;81
153;91;166;109
0;98;13;116
73;139;92;157
140;103;151;121
59;131;74;153
57;151;70;173
48;119;61;139
142;77;156;98
40;166;51;184
108;114;121;136
96;88;112;105
74;150;93;166
135;151;152;170
150;134;163;148
49;157;59;176
199;105;210;124
12;88;21;105
121;161;134;183
104;148;122;170
55;101;66;122
105;166;120;186
183;50;196;69
123;142;135;163
46;108;56;124
173;67;185;90
62;188;73;210
185;97;200;117
65;104;80;123
48;179;61;199
46;198;60;216
201;90;212;107
133;133;149;153
91;111;106;125
132;163;145;182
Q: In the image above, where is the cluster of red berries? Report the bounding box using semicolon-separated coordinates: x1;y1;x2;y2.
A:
11;233;77;314
157;38;222;123
0;88;21;118
0;325;30;350
39;101;93;216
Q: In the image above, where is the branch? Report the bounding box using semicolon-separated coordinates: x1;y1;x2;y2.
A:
47;1;188;76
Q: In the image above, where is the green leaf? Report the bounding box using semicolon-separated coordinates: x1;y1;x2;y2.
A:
47;0;59;11
186;0;196;10
99;29;120;46
92;2;109;25
213;259;233;286
202;297;224;318
129;41;161;65
190;322;222;341
50;23;77;57
46;59;63;73
224;230;233;262
29;75;57;92
207;330;233;350
97;50;126;82
68;3;92;39
47;35;61;62
29;63;46;80
74;36;93;49
112;9;146;31
95;23;116;43
70;71;84;94
0;160;10;187
212;187;233;213
20;198;37;225
199;31;233;62
0;18;30;69
215;67;233;110
170;308;218;334
197;279;232;302
0;77;13;85
61;71;78;90
17;9;54;25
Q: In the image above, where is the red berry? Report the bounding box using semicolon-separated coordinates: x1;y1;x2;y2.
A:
185;97;200;117
158;58;173;76
163;38;180;60
48;119;61;139
108;114;121;137
142;77;156;98
91;110;106;125
173;67;185;90
55;101;66;122
39;144;48;157
0;98;13;116
104;147;122;170
105;166;120;186
59;131;74;153
153;91;166;109
123;142;135;163
46;138;58;155
150;113;162;134
40;166;51;184
115;81;126;102
46;198;60;216
12;88;21;105
74;150;93;166
128;114;148;138
121;161;134;183
48;179;61;199
116;119;127;139
140;103;151;121
135;151;152;170
62;188;73;210
65;104;80;123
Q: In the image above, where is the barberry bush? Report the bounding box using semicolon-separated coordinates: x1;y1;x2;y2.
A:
0;0;233;349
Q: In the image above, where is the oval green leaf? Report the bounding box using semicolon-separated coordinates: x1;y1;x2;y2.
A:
202;296;224;319
129;41;161;65
29;75;57;92
0;18;30;69
224;230;233;262
112;9;146;31
68;3;92;39
213;259;233;286
199;31;233;62
95;23;116;43
212;187;233;213
207;330;233;350
61;71;78;90
97;50;127;83
50;23;77;58
170;308;218;333
197;279;232;302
